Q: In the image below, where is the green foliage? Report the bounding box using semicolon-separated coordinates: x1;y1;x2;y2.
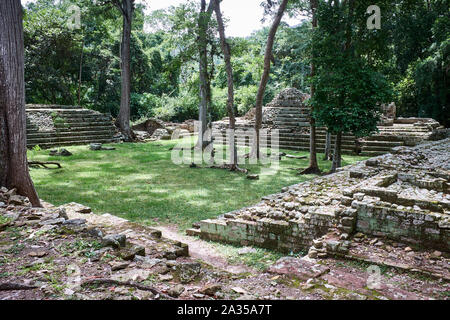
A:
23;0;180;119
311;0;392;137
22;0;449;126
386;0;449;126
235;85;259;115
312;60;391;137
24;0;84;105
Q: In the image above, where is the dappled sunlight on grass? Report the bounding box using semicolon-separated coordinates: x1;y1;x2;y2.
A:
29;140;368;229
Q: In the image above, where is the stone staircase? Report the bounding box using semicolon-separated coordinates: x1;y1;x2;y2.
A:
26;104;117;149
213;88;360;154
359;119;444;156
213;126;358;154
213;88;445;156
359;135;405;156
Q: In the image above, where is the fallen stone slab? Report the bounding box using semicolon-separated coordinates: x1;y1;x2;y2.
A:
49;148;72;156
102;234;127;248
89;143;116;151
268;257;330;281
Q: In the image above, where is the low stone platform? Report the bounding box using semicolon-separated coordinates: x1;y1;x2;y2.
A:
26;104;117;149
189;139;450;254
212;88;446;155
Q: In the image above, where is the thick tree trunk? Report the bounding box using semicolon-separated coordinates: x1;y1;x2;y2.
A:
330;131;342;173
0;0;41;207
323;130;331;161
196;0;215;150
214;0;237;168
115;0;135;142
251;0;289;159
300;0;321;175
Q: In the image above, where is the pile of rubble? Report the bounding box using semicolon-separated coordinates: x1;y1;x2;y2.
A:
0;188;236;300
132;118;195;142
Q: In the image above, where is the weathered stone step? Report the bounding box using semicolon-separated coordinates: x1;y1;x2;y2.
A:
359;150;387;156
28;133;115;144
278;133;356;141
214;142;356;154
27;129;115;139
27;138;116;149
272;123;311;128
274;119;310;125
274;113;308;117
235;143;355;153
26;109;105;115
270;106;309;112
361;140;404;147
221;132;356;142
214;138;356;151
363;135;405;142
361;145;398;152
49;114;112;121
26;104;82;110
27;125;115;133
378;128;431;133
53;121;113;127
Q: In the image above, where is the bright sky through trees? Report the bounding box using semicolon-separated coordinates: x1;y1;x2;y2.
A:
21;0;304;37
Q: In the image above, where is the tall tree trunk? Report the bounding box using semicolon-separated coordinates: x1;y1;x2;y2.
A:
300;0;321;174
323;130;331;161
115;0;135;142
0;0;41;207
77;37;84;106
214;0;237;168
330;131;342;173
196;0;215;150
329;0;354;173
251;0;289;159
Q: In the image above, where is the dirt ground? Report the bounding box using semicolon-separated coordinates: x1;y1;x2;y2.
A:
0;196;448;300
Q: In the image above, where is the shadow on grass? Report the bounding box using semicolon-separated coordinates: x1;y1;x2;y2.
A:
29;141;368;230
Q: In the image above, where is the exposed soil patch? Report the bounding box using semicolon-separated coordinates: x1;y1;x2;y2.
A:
155;225;254;274
1;188;448;300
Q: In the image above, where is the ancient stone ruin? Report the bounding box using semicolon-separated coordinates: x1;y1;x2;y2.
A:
26;104;117;149
212;88;447;156
189;139;450;256
132;118;194;141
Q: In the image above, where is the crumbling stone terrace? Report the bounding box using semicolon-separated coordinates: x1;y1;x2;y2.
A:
212;88;447;156
189;138;450;254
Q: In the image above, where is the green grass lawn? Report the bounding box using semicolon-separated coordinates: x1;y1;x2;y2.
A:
28;139;368;230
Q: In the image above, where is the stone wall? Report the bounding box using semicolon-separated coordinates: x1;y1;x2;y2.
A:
354;201;449;251
197;211;336;253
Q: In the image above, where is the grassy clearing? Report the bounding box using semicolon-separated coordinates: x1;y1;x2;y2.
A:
29;138;368;230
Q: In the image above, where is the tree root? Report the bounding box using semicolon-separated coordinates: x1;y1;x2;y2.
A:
210;164;248;174
285;154;307;160
28;161;62;169
298;166;322;175
81;278;172;299
0;283;38;291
